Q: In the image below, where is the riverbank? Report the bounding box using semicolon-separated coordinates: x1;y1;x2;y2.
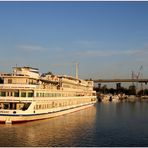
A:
97;93;148;103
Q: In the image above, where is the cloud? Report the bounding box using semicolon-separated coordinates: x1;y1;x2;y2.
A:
73;40;148;58
75;40;98;46
18;45;47;52
124;49;146;56
74;40;101;49
76;50;114;57
74;49;147;58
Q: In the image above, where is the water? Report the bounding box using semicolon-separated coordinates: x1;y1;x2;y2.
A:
0;101;148;147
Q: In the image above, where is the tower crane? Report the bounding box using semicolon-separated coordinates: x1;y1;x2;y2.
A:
131;65;143;94
136;65;143;80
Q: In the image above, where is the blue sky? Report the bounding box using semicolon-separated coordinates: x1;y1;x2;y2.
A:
0;1;148;80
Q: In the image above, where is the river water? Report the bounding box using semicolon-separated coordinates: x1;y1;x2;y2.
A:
0;100;148;147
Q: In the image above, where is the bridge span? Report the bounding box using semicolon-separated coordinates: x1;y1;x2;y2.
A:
93;79;148;83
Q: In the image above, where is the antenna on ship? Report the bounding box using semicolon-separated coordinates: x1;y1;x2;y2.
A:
13;64;17;75
15;64;18;75
75;62;79;79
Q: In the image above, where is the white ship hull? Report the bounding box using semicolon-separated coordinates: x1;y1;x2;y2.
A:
0;101;96;124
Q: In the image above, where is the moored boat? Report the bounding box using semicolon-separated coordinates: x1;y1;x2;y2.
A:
0;66;97;124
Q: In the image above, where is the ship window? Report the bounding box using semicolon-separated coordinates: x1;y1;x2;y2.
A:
93;93;96;96
22;103;31;111
40;93;43;97
21;92;26;97
14;92;19;97
36;105;39;109
7;92;13;96
8;79;12;84
16;103;24;110
36;93;39;97
39;105;41;109
28;92;33;97
4;103;9;109
10;103;16;110
1;92;6;96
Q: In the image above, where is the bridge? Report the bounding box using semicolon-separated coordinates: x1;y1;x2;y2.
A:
93;79;148;83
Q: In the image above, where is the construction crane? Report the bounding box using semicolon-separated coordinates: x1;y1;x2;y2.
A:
136;65;143;80
131;65;143;94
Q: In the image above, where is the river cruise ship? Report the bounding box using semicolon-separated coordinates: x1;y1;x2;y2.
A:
0;66;97;124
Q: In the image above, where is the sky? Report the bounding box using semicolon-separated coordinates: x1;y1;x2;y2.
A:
0;1;148;80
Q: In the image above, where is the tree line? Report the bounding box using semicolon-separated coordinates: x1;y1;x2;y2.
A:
94;84;148;96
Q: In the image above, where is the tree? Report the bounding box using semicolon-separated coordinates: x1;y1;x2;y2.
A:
41;71;53;77
128;85;136;95
101;85;107;94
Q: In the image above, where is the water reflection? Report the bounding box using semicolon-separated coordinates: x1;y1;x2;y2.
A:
1;102;148;147
96;101;148;147
0;106;97;147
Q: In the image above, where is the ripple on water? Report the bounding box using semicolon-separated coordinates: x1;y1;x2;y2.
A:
0;102;148;146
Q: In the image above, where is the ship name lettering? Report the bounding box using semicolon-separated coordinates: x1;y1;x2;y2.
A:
0;111;9;113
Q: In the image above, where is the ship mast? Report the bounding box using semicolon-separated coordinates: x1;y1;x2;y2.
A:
75;62;79;79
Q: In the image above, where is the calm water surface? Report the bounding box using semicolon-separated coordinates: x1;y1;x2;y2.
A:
0;101;148;147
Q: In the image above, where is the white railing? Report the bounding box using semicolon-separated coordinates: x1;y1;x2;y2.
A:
0;84;37;89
